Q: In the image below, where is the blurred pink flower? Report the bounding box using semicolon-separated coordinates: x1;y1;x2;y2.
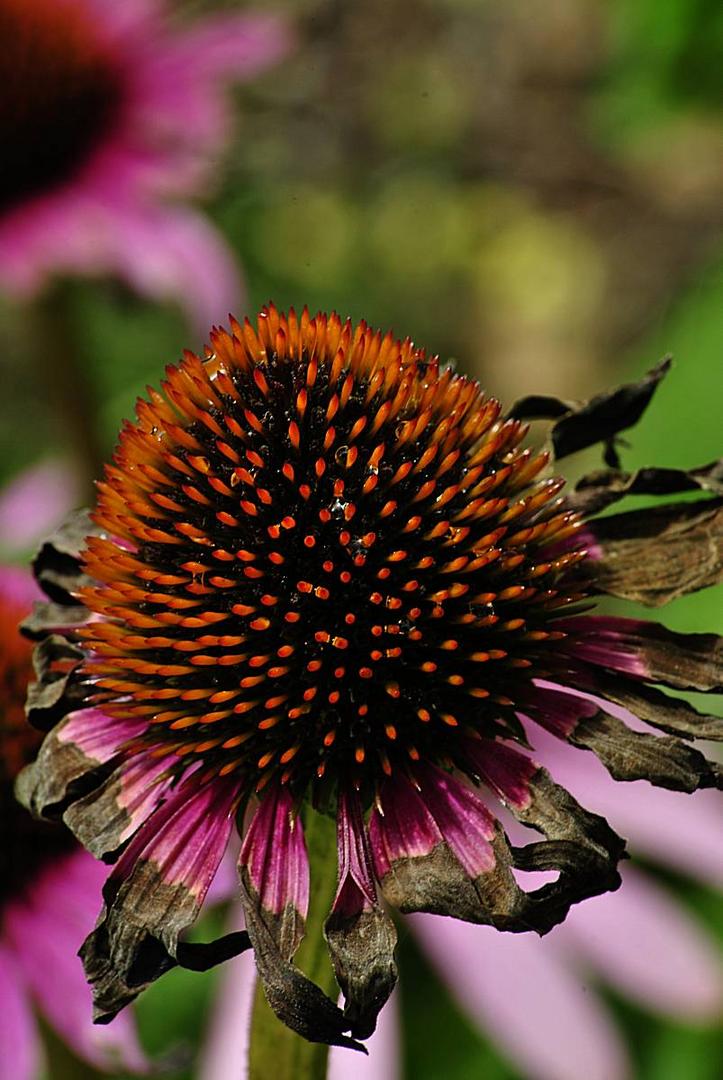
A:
0;0;290;331
0;566;148;1077
200;716;722;1080
0;460;80;556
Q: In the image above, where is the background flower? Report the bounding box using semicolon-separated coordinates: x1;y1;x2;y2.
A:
0;566;148;1077
0;0;290;331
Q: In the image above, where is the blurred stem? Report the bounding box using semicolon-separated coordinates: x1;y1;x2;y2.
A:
248;810;338;1080
33;282;102;501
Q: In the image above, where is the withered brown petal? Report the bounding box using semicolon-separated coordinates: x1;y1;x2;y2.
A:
82;779;242;1022
23;632;86;730
82;865;251;1024
583;672;723;741
31;508;95;604
15;714;109;819
560;708;721;792
21;599;91;641
324;906;397;1041
568;460;723;516
504;766;625;931
379;821;526;930
239;867;365;1052
508;357;671;461
582;499;723;605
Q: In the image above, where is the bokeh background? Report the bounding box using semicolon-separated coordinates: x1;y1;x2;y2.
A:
1;1;721;1078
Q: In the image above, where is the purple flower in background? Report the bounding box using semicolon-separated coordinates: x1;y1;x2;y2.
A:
17;307;722;1053
0;0;289;331
0;460;81;558
0;566;148;1078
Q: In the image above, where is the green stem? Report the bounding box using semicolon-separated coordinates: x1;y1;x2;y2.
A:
248;810;338;1080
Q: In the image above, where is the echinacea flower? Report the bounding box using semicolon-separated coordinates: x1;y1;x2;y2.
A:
18;306;722;1054
0;566;147;1078
0;0;289;331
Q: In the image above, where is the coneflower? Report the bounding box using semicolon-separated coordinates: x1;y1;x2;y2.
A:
0;0;289;330
18;305;722;1051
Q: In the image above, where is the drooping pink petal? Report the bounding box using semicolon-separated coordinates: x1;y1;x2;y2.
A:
369;764;510;925
559;866;722;1019
0;460;80;554
239;785;309;922
333;788;381;917
3;850;149;1072
411;914;630;1080
106;202;246;337
80;773;243;1023
238;789;362;1051
325;790;397;1040
0;945;40;1080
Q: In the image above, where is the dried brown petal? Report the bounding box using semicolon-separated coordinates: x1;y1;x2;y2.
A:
508;358;671;462
581;499;723;606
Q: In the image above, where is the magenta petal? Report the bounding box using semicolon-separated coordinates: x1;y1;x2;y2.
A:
467;738;536;811
81;774;242;1022
60;707;148;764
369;767;523;929
521;682;599;738
0;946;40;1080
239;785;309;919
63;749;179;857
108;203;245;336
333;789;379;917
325;791;397;1040
4;850;149;1072
412;914;630;1080
369;770;443;880
560;866;722;1019
110;772;239;900
239;788;361;1050
16;708;150;825
416;765;498;876
556;614;721;691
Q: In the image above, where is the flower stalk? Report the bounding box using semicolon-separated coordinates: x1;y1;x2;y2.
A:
248;809;339;1080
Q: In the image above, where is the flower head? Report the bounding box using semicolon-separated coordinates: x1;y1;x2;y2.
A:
19;306;722;1051
0;566;147;1076
0;0;289;330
